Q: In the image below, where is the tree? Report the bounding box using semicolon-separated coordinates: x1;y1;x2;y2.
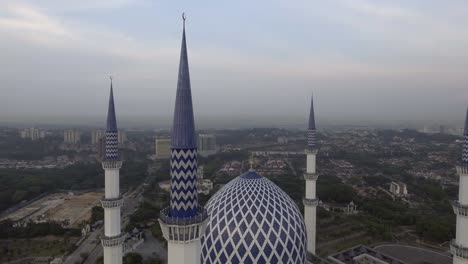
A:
90;206;104;223
124;253;143;264
95;256;103;264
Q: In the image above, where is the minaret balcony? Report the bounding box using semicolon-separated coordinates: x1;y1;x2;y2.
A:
102;160;123;169
305;148;318;155
451;240;468;260
101;234;126;247
101;197;124;209
304;173;319;181
457;166;468;176
159;207;208;243
303;198;319;207
452;201;468;217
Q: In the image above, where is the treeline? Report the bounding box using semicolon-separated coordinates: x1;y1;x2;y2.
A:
0;160;149;212
96;252;162;264
317;175;358;203
0;132;70;160
198;150;249;180
0;220;80;238
0;163;101;211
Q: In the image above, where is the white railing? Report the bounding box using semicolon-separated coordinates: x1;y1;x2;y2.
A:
303;173;319;181
457;166;468;176
452;201;468;217
101;197;124;208
451;240;468;260
101;234;126;247
158;207;208;243
305;148;318;155
102;160;123;169
303;198;319;207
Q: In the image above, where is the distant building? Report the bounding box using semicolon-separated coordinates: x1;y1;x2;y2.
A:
97;137;106;160
91;129;104;145
440;125;446;134
20;128;45;140
277;136;288;144
198;134;217;157
198;179;213;195
63;129;81;144
155;137;171;159
198;165;204;179
118;130;127;145
328;245;406;264
320;201;358;215
159;177;213;195
389;181;408;196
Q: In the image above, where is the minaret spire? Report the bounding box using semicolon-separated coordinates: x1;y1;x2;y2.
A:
101;77;124;264
308;94;317;149
464;105;468;166
304;93;319;255
159;14;207;264
172;12;196;149
451;105;468;264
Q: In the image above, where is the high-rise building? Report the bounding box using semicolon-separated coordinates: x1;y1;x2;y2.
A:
100;78;124;264
158;15;208;264
64;129;81;144
440;125;447;134
198;134;217;157
304;95;318;254
118;130;127;145
97;137;106;161
390;181;408;196
452;106;468;264
92;129;104;145
155;137;171;159
19;128;45;140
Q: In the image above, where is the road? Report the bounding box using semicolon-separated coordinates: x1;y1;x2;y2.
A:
64;226;102;264
374;244;452;264
64;186;143;264
133;229;167;262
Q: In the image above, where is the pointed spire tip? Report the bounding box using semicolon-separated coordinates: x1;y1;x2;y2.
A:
182;12;186;28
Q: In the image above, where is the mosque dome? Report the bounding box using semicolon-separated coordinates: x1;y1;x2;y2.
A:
201;171;307;264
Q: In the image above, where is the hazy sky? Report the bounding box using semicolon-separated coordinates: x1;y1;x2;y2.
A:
1;0;467;126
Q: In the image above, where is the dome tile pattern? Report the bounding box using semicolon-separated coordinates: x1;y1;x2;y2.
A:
201;172;307;264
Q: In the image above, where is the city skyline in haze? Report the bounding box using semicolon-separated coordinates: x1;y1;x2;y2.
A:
1;0;468;126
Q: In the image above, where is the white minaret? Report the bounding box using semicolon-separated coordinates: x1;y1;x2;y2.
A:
101;77;125;264
304;95;318;255
158;14;207;264
452;106;468;264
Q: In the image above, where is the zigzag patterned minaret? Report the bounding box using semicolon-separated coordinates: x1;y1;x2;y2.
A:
158;14;207;264
304;95;318;255
100;78;124;264
452;106;468;264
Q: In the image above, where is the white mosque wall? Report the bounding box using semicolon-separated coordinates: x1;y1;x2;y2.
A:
104;246;123;264
104;208;121;236
105;169;120;198
459;175;468;204
168;241;201;264
306;180;316;199
306;154;316;174
305;206;316;254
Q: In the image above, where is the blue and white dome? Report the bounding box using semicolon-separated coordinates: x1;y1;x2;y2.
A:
201;171;307;264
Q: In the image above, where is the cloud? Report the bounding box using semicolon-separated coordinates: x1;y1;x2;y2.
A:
2;0;468;82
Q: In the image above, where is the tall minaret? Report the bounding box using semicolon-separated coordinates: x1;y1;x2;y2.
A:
100;77;124;264
158;14;207;264
304;95;318;255
452;106;468;264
